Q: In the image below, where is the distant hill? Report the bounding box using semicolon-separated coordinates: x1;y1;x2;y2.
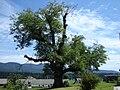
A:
0;62;119;75
94;70;120;76
0;62;44;73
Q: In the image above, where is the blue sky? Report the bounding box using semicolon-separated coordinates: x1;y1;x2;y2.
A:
0;0;120;71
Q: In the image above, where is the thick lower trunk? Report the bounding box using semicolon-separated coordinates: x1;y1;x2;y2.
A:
52;65;63;88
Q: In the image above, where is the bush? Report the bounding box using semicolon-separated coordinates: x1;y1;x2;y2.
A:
81;71;100;90
63;80;69;87
7;73;28;90
116;77;120;86
104;75;118;83
63;73;71;79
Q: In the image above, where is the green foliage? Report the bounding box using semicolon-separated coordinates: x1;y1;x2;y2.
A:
42;63;54;79
10;1;108;87
7;74;28;90
0;82;116;90
116;77;120;86
81;71;100;90
87;43;108;70
10;1;68;53
7;80;14;90
10;0;107;72
63;73;71;79
63;81;70;87
64;35;108;71
64;35;87;70
7;73;19;85
94;82;115;90
104;75;118;83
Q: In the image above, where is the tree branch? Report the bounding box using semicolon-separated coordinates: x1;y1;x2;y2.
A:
32;33;53;46
57;12;68;55
63;12;68;30
45;13;55;46
24;55;48;62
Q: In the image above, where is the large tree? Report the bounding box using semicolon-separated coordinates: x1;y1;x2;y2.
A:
10;1;107;87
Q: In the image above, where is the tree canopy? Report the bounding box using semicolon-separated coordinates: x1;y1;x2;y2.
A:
10;1;108;87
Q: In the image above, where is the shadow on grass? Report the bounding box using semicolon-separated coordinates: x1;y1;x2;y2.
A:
35;87;53;90
36;87;71;90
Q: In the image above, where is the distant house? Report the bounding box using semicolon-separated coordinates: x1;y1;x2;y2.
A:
0;79;54;87
23;79;54;87
0;78;68;87
0;79;7;86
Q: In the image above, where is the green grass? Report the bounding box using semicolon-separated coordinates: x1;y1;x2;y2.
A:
93;82;116;90
0;86;7;90
50;87;79;90
0;82;116;90
29;86;79;90
30;82;116;90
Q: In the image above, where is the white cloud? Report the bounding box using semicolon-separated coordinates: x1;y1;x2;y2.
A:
100;54;120;71
108;50;117;54
113;8;118;11
0;55;26;64
109;54;120;62
100;61;119;71
0;0;18;43
0;0;20;31
98;37;120;49
0;54;43;64
68;9;120;33
67;9;104;32
0;17;10;31
67;9;120;49
0;54;42;68
0;17;14;44
0;0;18;17
0;0;21;44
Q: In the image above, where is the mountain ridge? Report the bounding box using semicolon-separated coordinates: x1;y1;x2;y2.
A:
0;62;44;73
0;62;119;75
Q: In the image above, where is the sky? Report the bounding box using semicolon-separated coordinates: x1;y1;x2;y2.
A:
0;0;120;71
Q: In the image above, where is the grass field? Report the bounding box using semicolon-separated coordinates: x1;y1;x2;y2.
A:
28;86;79;90
94;82;115;90
0;87;79;90
0;82;116;90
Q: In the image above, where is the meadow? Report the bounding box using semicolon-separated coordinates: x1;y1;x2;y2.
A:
0;82;116;90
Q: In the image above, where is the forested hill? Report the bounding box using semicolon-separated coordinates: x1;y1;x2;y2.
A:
0;62;119;75
0;62;44;73
93;70;120;76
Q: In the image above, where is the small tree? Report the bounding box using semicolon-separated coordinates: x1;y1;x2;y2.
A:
81;71;100;90
7;73;28;90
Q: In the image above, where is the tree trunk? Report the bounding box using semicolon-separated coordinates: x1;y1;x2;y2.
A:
52;65;63;88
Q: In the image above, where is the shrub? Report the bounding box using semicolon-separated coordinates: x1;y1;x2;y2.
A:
104;75;118;83
63;80;69;87
63;73;71;79
116;77;120;86
81;71;100;90
7;73;28;90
